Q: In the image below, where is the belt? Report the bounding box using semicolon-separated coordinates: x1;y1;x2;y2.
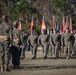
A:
13;38;19;44
0;35;7;40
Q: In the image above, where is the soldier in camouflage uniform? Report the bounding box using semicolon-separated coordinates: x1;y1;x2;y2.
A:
60;32;65;54
70;31;75;56
73;30;76;55
21;31;28;59
49;30;53;56
0;15;11;72
38;30;49;59
10;22;22;69
51;29;61;59
27;30;38;59
63;29;73;59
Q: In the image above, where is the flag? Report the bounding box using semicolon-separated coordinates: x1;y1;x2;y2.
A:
56;19;60;32
52;16;56;31
30;17;34;31
61;17;65;33
70;17;73;33
66;16;70;29
41;17;46;30
18;20;22;30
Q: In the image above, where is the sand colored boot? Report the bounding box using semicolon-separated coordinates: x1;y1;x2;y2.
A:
0;65;4;72
4;65;10;71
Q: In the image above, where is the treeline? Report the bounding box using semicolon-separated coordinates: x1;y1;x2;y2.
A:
0;0;76;33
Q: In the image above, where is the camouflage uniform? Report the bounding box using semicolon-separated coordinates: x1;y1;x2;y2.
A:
49;31;53;56
51;31;61;58
21;32;28;59
27;32;38;59
38;30;49;59
71;33;75;55
63;30;72;59
10;26;22;69
0;21;11;71
73;32;76;54
61;33;65;53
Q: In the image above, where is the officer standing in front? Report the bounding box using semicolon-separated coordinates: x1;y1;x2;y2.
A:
10;19;22;69
0;14;11;72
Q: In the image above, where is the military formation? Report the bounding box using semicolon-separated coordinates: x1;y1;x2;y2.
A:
0;14;76;72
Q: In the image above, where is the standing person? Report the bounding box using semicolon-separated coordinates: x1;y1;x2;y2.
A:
73;30;76;55
49;30;53;56
63;29;72;59
61;32;65;54
27;30;38;59
10;20;22;69
21;31;28;59
0;14;11;72
38;17;49;59
70;31;75;56
51;29;61;59
38;29;49;59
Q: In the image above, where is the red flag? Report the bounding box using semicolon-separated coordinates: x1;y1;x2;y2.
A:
18;21;22;30
41;18;46;30
30;17;34;31
70;17;73;33
52;16;56;31
61;17;65;33
66;17;70;29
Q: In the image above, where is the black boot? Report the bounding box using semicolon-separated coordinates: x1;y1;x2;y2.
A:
13;65;16;69
44;55;47;59
32;56;36;59
17;65;20;69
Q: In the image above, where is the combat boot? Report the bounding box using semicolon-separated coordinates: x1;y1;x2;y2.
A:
0;65;4;72
66;55;70;60
44;55;47;59
4;65;10;71
32;56;36;59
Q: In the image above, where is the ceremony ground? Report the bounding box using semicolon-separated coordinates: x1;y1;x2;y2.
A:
1;49;76;75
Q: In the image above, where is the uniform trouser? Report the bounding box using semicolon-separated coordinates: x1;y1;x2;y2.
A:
49;44;56;56
49;44;52;55
61;45;65;53
51;45;55;56
42;44;49;57
0;43;10;65
21;44;27;58
54;43;60;57
64;42;71;57
31;44;38;57
73;43;76;54
71;44;75;55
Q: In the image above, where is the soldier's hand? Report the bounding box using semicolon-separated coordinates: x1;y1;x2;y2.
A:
20;45;22;48
9;44;11;47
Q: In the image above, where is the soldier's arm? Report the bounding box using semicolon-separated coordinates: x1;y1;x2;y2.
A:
61;34;64;46
38;35;41;45
50;35;55;46
47;34;50;45
27;36;30;45
18;32;23;47
71;34;75;45
8;26;13;46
